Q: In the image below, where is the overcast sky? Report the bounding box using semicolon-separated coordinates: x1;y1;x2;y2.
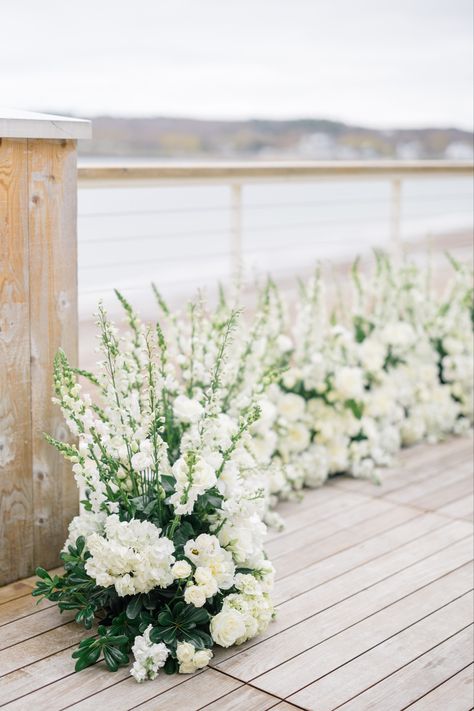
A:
2;0;472;129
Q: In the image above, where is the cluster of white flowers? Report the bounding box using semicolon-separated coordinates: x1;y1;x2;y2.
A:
210;573;274;647
176;642;213;674
182;533;235;607
247;257;472;499
85;515;175;596
130;625;169;682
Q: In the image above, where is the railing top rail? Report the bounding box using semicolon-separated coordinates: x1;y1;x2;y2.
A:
78;160;474;186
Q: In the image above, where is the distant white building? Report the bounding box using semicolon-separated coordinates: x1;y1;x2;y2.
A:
396;141;422;159
297;132;336;159
444;142;474;160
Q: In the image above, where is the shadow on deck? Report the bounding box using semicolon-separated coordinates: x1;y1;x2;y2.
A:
0;436;473;710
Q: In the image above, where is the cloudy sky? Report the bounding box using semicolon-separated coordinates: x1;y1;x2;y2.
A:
2;0;472;128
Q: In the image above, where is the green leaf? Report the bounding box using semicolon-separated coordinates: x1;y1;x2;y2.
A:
126;595;143;620
172;521;195;549
164;656;178;675
157;610;173;627
345;398;364;420
180;606;210;626
74;646;101;671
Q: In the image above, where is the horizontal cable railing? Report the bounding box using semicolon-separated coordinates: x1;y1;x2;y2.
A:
76;160;474;322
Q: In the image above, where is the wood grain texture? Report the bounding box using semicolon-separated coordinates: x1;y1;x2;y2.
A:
289;599;473;710
1;136;79;584
406;663;474;711
28;139;79;570
0;138;34;585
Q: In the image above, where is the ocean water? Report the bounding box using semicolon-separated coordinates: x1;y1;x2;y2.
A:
77;176;473;321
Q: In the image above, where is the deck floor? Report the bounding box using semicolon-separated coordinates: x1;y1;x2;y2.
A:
0;437;473;710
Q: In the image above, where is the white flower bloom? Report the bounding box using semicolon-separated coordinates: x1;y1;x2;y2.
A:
210;608;247;647
173;395;204;424
85;515;175;596
130;625;169;682
176;642;212;673
172;560;192;579
184;584;207;608
277;393;306;421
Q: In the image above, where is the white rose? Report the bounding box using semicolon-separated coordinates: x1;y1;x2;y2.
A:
210;608;247;648
359;339;386;372
277;393;306;421
194;567;218;597
283;423;311;453
193;649;213;669
176;641;195;665
333;367;365;400
173;395;204;424
184;585;207;608
172;560;192;579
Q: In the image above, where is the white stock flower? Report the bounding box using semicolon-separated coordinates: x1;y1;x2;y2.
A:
130;625;169;682
173;395;204;424
85;515;175;596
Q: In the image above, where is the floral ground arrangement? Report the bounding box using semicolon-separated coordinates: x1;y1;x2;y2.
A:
33;253;473;683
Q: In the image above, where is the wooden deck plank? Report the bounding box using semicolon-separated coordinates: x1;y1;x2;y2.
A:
0;646;91;706
266;491;373;542
198;685;280;711
268;498;396;561
383;461;473;506
248;566;473;698
437;494;474;521
288;604;473;710
275;504;419;579
329;437;472;495
224;561;472;691
405;663;474;711
0;604;74;651
0;438;471;710
0;622;88;677
0;568;62;606
0;596;55;627
273;514;464;606
212;520;471;667
410;474;473;512
64;669;241;711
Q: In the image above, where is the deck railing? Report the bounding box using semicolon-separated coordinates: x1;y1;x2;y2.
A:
76;160;473;317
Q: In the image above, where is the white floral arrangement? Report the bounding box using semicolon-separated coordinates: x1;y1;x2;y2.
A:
33;293;275;682
351;254;472;445
32;255;472;683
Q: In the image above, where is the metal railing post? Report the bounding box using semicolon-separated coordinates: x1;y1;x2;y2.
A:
390;177;402;256
230;182;243;280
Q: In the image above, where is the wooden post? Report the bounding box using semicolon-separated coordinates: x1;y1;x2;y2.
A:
0;110;91;584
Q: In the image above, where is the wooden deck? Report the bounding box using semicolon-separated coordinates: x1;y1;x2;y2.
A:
0;436;472;711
